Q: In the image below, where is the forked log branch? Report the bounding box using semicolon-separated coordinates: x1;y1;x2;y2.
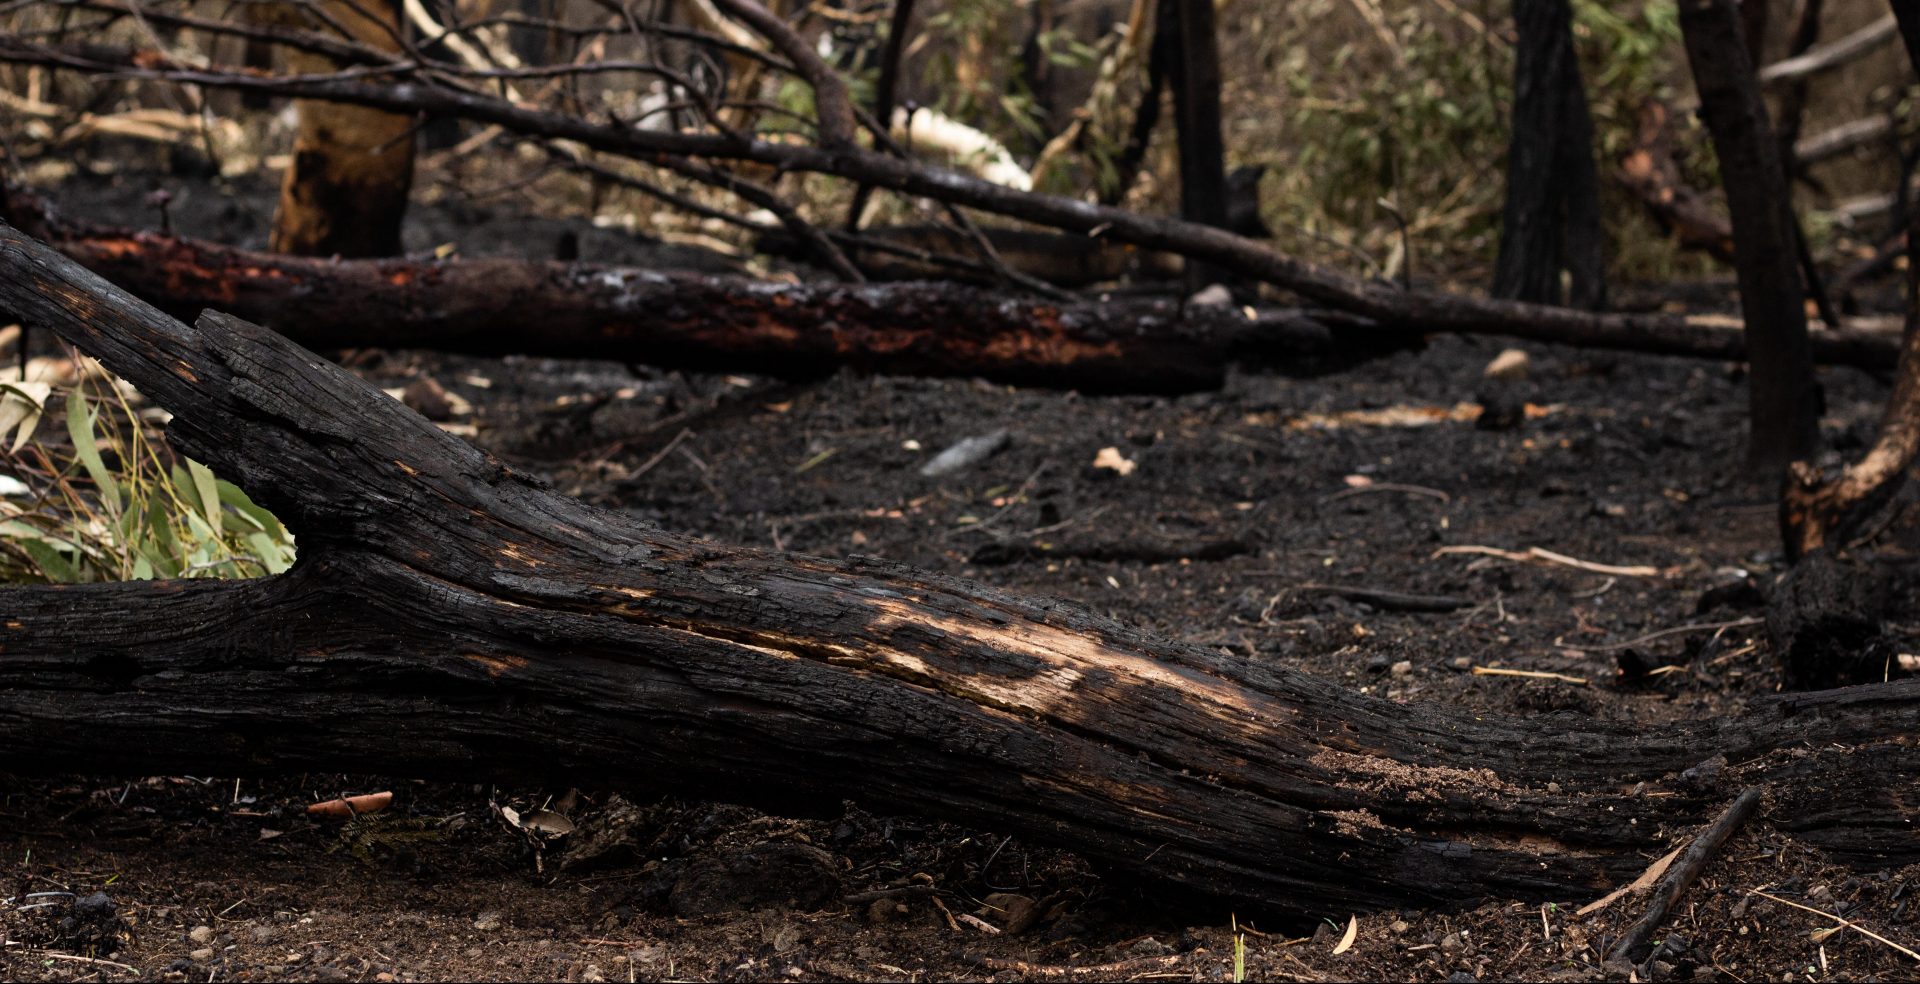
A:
4;221;1920;915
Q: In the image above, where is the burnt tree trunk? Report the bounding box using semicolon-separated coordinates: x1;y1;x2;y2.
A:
1163;0;1228;286
1679;0;1820;473
1779;1;1920;567
4;220;1920;914
269;0;415;257
1493;0;1607;309
1102;0;1171;207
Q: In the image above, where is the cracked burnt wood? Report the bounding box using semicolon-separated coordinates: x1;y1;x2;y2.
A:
4;219;1920;915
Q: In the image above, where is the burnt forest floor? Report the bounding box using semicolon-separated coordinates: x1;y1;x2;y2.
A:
5;169;1920;983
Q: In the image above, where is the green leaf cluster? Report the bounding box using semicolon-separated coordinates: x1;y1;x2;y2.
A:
0;367;294;584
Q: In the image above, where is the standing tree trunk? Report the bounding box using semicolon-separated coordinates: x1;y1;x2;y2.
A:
1162;0;1228;287
1679;0;1819;473
269;0;414;258
1101;0;1172;206
1493;0;1607;309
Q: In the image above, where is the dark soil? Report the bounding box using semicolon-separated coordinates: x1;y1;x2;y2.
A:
6;170;1920;982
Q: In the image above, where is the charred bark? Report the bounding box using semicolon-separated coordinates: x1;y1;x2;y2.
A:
1679;0;1821;473
0;204;1381;393
4;190;1906;379
1493;0;1606;309
4;220;1920;913
1163;0;1228;286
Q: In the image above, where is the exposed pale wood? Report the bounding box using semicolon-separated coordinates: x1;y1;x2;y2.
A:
265;0;415;258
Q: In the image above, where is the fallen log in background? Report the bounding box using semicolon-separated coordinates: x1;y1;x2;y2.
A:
0;39;1904;379
0;190;1368;394
3;219;1920;916
1;189;1907;379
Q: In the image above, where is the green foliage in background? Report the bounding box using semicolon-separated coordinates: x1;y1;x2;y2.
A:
0;369;294;584
1239;0;1693;280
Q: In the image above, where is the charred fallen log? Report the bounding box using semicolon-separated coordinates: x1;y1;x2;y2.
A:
3;190;1907;379
0;199;1358;394
3;220;1920;915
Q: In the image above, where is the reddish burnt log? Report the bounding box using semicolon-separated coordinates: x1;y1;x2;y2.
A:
2;189;1908;382
0;207;1359;394
4;220;1920;916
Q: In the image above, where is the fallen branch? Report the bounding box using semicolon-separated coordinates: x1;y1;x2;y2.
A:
1470;666;1589;686
1433;545;1664;578
1794;115;1892;168
1290;584;1476;613
1553;617;1765;654
1607;789;1763;965
1758;14;1897;87
1748;888;1920;964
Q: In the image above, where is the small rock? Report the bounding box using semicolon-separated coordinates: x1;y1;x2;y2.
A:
1187;283;1234;307
188;925;215;945
1390;660;1413;678
1439;931;1463;952
1128;936;1173;957
582;964;607;983
1388;920;1410;934
919;430;1010;478
1474;387;1525;431
377;975;395;983
401;376;457;422
1483;348;1530;380
252;925;275;943
1366;655;1392;674
982;893;1041;934
1091;446;1137;477
473;911;503;932
189;948;215;962
1447;973;1479;984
